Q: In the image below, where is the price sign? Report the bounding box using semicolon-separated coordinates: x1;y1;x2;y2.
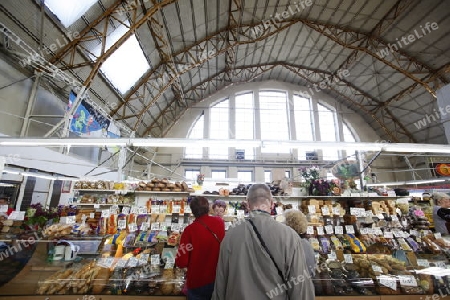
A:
102;257;115;268
391;215;399;221
94;204;100;209
308;205;316;214
128;257;139;268
372;265;383;273
118;219;127;229
139;253;150;265
128;223;138;232
1;205;11;212
140;222;149;231
328;251;337;261
321;206;330;216
306;226;314;235
378;275;397;290
130;206;139;214
151;205;160;213
325;225;334;235
237;210;245;218
138;207;148;214
345;225;355;234
436;261;446;268
8;211;25;221
417;259;430;267
110;204;119;212
376;213;384;219
66;215;76;224
101;209;110;217
334;226;343;235
90;212;95;218
384;231;394;239
350;207;361;216
160;205;168;213
399;275;417;287
172;205;181;214
115;259;128;268
171;223;181;232
316;226;324;235
151;222;160;230
366;210;374;217
332;207;341;216
344;254;353;264
151;254;160;265
435;232;442;239
165;255;175;264
410;229;419;237
122;207;130;214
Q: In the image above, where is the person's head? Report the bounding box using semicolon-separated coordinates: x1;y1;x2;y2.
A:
284;209;308;235
0;196;9;206
246;184;273;213
190;196;210;218
433;192;450;208
212;200;227;218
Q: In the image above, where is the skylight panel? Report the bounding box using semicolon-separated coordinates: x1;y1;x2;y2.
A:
45;0;97;28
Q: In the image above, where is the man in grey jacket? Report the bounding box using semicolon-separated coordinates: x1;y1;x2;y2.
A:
212;184;315;300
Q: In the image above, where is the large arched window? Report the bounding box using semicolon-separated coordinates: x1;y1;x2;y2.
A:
185;87;357;161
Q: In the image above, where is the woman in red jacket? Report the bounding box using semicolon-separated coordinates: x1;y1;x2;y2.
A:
175;196;225;300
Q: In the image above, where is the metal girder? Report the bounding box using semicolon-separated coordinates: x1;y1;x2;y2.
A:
224;0;243;82
49;0;177;89
336;0;414;74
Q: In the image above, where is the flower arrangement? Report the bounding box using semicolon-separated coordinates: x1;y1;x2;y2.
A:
24;203;59;231
299;166;320;186
196;174;205;185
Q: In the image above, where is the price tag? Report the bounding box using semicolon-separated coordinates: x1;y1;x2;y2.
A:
90;212;95;218
345;225;355;234
384;231;394;239
128;257;139;268
316;226;324;235
101;209;110;217
321;206;330;216
103;257;115;268
140;222;149;231
165;255;175;264
115;258;128;268
334;226;343;235
308;205;316;214
110;204;119;212
306;226;314;235
276;207;283;215
344;254;353;264
139;253;150;265
94;204;100;209
366;210;374;217
159;205;167;213
184;206;191;214
436;261;446;268
66;215;76;224
372;265;383;273
399;275;417;287
332;207;341;216
151;254;160;265
151;222;160;230
367;228;375;235
435;232;442;239
410;229;419;237
237;210;245;218
417;259;430;267
128;223;138;232
375;228;384;236
0;205;8;213
118;219;127;229
376;213;384;219
172;205;181;213
350;207;361;216
8;211;25;220
151;205;160;213
138;207;148;214
122;207;130;214
391;215;398;221
130;206;139;214
378;275;397;290
328;251;337;261
171;223;181;231
325;225;334;234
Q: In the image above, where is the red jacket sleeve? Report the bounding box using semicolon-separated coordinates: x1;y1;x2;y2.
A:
175;227;191;268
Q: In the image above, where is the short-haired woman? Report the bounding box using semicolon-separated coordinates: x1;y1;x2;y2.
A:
175;196;225;300
433;192;450;234
212;200;227;219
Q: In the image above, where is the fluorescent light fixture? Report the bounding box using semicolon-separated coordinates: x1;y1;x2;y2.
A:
366;178;447;187
21;172;56;180
0;138;129;147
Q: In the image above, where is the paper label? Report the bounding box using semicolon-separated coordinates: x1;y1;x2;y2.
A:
118;219;127;229
140;222;149;231
384;231;394;239
345;225;355;234
334;226;343;235
90;212;95;218
1;205;9;212
332;207;341;215
344;254;353;264
172;205;181;214
122;207;130;214
151;254;160;265
115;258;128;268
101;209;110;217
94;204;100;209
151;222;160;230
399;275;417;287
171;223;181;231
128;223;138;232
435;232;442;239
8;211;25;220
372;265;383;273
306;226;314;235
66;215;76;224
308;205;316;214
321;206;330;216
151;205;160;213
276;207;284;215
417;259;430;267
130;206;139;214
325;225;334;234
328;251;337;261
391;215;398;221
128;257;139;268
160;205;168;213
110;204;119;213
138;207;148;214
316;226;324;235
436;261;446;268
378;275;397;290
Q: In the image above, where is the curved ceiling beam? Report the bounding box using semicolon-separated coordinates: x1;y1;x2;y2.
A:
141;62;416;143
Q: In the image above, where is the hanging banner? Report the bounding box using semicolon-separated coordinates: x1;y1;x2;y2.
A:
67;91;121;153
